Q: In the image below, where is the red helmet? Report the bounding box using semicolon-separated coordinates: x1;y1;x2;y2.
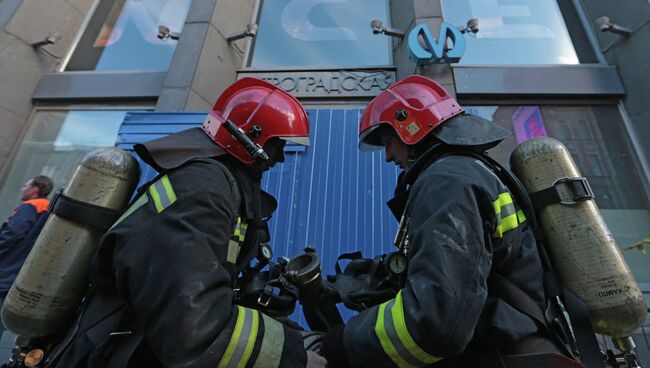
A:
203;77;310;164
359;75;463;151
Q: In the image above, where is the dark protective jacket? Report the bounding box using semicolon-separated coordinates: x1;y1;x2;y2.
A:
322;115;552;367
51;130;307;368
0;198;49;294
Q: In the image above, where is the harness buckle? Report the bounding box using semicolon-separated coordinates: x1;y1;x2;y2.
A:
257;285;274;307
553;177;595;205
109;331;133;337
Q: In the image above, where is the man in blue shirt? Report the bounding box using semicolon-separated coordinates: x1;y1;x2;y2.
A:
0;175;53;335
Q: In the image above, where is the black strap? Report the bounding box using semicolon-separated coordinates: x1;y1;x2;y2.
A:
494;224;522;274
237;271;298;317
529;177;595;210
561;286;605;368
488;273;549;331
105;308;144;368
51;193;122;231
323;252;398;312
212;160;241;220
465;152;605;365
108;333;144;368
334;251;364;275
529;186;563;210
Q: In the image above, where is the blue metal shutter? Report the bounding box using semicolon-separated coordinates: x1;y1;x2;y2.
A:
117;109;400;324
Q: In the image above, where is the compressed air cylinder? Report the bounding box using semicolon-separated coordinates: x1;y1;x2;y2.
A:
510;137;646;339
1;147;139;338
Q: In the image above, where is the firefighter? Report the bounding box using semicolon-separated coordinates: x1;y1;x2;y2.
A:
48;78;326;368
319;76;583;367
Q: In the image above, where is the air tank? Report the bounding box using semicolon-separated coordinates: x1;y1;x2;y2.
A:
1;147;139;338
510;137;646;342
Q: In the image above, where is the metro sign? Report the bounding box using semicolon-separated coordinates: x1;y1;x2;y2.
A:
408;22;466;64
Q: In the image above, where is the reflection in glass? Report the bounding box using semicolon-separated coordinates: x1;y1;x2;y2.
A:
0;110;134;221
251;0;391;67
468;105;650;282
66;0;191;71
556;120;571;139
442;0;579;64
577;119;592;139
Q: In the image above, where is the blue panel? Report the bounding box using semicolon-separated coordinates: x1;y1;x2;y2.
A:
117;110;401;326
116;112;209;190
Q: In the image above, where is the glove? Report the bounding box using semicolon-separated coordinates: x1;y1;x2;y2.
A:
302;330;325;354
306;351;328;368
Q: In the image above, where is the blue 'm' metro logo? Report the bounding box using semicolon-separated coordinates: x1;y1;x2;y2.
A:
408;22;466;64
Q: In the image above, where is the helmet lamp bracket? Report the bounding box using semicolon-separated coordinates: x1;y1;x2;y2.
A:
223;120;269;162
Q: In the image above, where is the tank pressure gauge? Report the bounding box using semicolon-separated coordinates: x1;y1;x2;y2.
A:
386;252;408;276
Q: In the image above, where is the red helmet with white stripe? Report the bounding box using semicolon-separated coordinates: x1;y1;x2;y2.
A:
203;77;310;164
359;75;463;151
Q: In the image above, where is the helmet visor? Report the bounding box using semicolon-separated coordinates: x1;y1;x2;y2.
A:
279;136;310;146
358;124;385;152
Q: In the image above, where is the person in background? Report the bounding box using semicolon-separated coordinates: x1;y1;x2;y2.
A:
0;175;53;335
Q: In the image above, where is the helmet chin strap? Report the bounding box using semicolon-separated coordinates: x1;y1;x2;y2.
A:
407;146;417;167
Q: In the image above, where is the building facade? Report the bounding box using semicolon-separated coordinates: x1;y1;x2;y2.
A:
0;0;648;362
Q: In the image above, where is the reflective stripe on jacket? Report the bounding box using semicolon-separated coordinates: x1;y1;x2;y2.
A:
53;158;306;368
339;154;545;367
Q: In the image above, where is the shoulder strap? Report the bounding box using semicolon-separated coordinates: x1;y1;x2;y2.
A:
51;193;122;232
446;149;604;366
211;160;241;220
487;273;548;329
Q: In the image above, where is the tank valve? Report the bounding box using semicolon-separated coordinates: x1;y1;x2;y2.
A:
613;336;641;368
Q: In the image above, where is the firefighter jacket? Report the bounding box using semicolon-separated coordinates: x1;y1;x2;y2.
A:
322;146;548;366
51;157;307;368
0;198;49;294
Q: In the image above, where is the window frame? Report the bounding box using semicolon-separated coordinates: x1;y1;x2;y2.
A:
242;0;394;70
58;0;191;73
440;0;605;67
443;0;625;98
0;103;153;218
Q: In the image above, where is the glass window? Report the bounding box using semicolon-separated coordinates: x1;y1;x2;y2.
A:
65;0;192;71
555;120;571;139
442;0;579;64
469;105;650;286
0;110;140;220
250;0;391;67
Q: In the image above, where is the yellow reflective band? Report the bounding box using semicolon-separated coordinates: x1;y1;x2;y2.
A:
237;310;259;368
517;210;526;223
149;175;177;214
149;184;164;213
240;222;248;241
233;217;242;239
376;301;415;368
492;192;513;214
500;213;518;233
110;194;148;230
227;240;240;264
392;292;440;365
228;218;245;264
493;192;523;238
252;314;284;368
161;175;177;205
218;306;246;368
232;218;247;242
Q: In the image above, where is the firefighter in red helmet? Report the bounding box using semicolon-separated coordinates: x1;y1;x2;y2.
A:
319;76;583;367
49;78;326;368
